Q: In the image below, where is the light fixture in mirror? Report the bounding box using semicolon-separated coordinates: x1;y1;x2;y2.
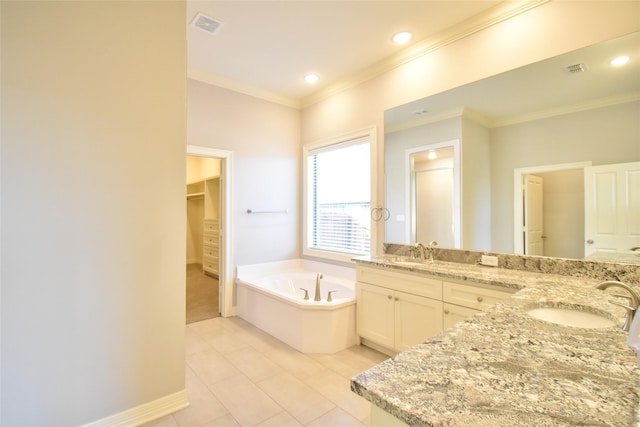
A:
384;31;640;263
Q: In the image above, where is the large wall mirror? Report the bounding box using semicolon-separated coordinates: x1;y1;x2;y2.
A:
384;31;640;262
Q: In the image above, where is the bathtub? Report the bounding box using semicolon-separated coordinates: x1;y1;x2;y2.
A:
236;259;357;353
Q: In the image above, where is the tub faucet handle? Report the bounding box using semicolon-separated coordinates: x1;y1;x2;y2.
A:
327;290;337;302
300;288;310;300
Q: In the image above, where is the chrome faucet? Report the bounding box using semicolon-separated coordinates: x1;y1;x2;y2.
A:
414;242;427;260
427;240;438;263
595;280;640;331
314;273;323;302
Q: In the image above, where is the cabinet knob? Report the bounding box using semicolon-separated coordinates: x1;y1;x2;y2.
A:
444;309;450;314
387;295;392;300
477;296;484;303
394;297;399;302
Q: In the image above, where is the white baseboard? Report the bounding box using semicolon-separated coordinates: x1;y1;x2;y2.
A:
81;389;189;427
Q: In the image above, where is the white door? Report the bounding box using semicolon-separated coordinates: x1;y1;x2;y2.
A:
524;174;544;255
585;162;640;256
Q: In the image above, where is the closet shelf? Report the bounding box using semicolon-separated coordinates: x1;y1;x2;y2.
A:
187;192;205;199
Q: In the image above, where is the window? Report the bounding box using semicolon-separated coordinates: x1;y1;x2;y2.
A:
304;136;371;260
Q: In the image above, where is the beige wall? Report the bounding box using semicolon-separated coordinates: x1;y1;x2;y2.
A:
187;80;301;266
301;1;640;254
1;2;187;425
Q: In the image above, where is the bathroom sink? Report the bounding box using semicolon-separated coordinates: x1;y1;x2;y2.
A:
526;305;616;329
388;257;426;267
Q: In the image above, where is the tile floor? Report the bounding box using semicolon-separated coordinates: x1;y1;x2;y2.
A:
145;316;389;427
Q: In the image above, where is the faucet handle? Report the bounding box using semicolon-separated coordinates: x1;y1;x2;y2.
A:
608;299;637;331
300;288;310;300
327;290;337;302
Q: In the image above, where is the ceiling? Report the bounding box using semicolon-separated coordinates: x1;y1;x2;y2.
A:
186;1;507;106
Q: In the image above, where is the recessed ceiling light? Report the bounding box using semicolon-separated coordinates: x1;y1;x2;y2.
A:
610;56;630;67
427;150;437;160
393;32;412;45
305;74;319;84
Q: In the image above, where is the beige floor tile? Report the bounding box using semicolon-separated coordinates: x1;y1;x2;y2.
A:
254;411;302;427
209;374;282;427
257;372;335;425
225;346;283;382
264;345;325;380
140;414;179;427
188;317;227;336
304;369;371;421
186;348;240;386
311;347;388;379
172;377;229;427
185;328;212;356
201;328;251;354
306;407;365;427
200;413;241;427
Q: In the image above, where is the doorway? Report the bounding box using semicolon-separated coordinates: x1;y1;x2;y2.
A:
186;145;234;322
514;162;591;258
186;155;221;323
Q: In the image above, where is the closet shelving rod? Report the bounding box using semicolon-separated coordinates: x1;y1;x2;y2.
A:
246;209;288;214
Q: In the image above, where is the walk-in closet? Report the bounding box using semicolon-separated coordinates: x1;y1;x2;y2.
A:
186;155;221;323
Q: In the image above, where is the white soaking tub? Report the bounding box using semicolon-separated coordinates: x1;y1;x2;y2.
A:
235;259;357;353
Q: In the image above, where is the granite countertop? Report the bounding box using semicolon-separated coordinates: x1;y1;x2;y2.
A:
351;255;640;426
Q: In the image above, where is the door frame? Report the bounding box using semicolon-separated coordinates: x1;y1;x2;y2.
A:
404;139;460;246
187;145;234;317
513;161;591;255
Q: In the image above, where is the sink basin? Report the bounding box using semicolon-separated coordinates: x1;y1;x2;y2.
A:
526;305;616;329
387;257;425;267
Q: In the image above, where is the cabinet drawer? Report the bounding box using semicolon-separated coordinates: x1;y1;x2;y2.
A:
203;256;218;274
357;265;442;300
203;233;219;247
203;245;219;259
442;281;513;310
203;220;219;234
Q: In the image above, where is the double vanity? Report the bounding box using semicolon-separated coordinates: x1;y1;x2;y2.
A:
351;253;640;426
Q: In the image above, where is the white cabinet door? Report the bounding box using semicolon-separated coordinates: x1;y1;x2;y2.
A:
394;292;443;352
443;303;479;330
356;283;395;350
585;162;640;256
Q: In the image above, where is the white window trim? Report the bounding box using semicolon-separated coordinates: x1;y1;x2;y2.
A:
302;126;377;263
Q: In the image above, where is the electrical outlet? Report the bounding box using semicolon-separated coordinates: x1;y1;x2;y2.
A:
480;255;499;267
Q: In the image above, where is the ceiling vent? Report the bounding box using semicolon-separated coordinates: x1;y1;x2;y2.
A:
191;13;223;35
564;63;588;74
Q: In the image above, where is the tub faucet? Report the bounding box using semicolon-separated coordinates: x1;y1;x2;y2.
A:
314;273;323;302
596;280;640;331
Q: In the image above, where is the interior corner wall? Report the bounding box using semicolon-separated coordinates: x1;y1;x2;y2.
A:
187;79;301;267
461;117;491;251
301;1;640;251
1;2;187;425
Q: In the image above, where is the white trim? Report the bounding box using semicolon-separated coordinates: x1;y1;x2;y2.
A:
186;145;235;317
513;161;591;255
404;140;461;246
81;390;188;427
302;126;377;263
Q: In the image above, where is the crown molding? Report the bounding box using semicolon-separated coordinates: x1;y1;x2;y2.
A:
188;67;301;109
492;91;640;128
300;0;550;109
